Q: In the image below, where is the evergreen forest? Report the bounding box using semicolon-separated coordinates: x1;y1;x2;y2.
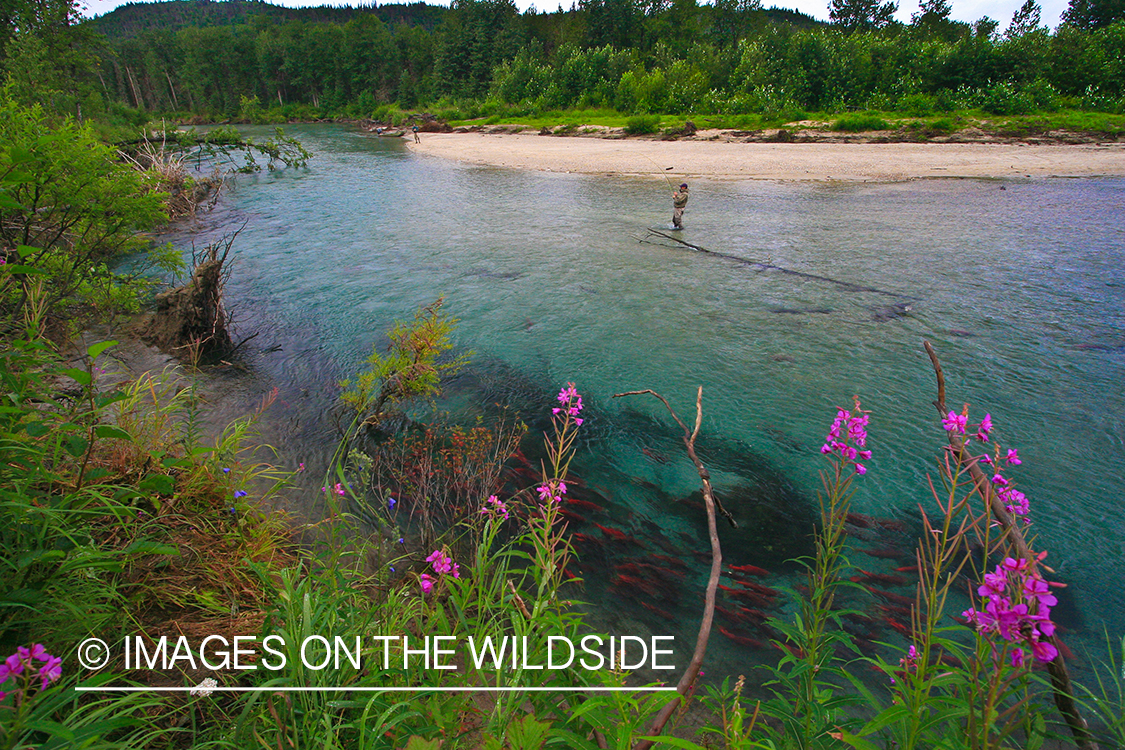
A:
44;0;1125;127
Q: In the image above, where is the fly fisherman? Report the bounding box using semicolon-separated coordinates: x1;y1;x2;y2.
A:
672;183;689;229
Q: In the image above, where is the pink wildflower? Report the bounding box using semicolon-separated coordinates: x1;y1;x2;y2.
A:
942;410;968;434
481;495;510;521
1031;639;1058;663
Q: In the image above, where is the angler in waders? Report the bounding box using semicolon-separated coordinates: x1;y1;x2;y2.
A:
672;183;689;229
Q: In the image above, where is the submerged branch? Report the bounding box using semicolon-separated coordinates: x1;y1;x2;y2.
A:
644;228;907;298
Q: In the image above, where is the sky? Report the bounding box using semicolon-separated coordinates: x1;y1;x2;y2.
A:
80;0;1072;32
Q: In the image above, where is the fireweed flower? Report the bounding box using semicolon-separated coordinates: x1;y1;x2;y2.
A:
0;644;62;701
1005;449;1021;465
553;382;585;426
966;559;1060;664
481;495;510;521
425;550;460;578
821;397;872;474
418;548;460;595
894;644;919;682
942;408;969;434
537;480;566;505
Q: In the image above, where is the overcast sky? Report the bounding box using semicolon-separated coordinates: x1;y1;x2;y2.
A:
80;0;1071;32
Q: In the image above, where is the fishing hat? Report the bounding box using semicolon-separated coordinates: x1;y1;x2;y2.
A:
680;183;688;188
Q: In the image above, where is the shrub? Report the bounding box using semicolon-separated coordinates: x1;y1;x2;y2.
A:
980;82;1035;115
832;113;892;131
624;114;661;134
897;92;936;116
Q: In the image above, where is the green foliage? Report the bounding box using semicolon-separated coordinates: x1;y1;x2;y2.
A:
0;94;171;329
831;113;892;130
340;297;470;428
79;0;1125;128
624;114;661;133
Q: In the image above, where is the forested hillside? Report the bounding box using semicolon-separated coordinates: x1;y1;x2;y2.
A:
81;0;1125;123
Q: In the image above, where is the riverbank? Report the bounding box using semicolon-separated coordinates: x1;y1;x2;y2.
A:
406;130;1125;182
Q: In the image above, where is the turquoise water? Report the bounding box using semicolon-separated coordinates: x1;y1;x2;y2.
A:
163;124;1125;673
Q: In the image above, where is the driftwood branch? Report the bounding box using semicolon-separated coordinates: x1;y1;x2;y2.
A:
612;387;723;750
644;228;906;298
923;341;1097;750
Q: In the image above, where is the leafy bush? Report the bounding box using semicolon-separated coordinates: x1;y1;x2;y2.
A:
981;82;1035;115
897;92;936;116
0;97;171;330
832;113;892;131
624;114;661;134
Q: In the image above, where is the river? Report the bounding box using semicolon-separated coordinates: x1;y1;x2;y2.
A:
160;124;1125;679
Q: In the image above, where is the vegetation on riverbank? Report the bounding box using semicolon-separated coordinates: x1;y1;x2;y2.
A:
2;0;1125;746
68;0;1125;139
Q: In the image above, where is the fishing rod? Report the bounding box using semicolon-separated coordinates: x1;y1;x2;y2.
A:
638;152;677;192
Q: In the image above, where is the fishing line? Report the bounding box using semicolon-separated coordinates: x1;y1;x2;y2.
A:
636;151;677;192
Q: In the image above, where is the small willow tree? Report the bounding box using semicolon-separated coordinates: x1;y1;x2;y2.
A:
339;296;470;430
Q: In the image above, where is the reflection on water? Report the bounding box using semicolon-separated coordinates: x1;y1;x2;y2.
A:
157;124;1125;676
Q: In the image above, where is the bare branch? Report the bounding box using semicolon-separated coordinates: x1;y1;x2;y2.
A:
612;387;723;750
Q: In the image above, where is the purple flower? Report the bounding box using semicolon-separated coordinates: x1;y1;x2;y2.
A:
426;550;455;575
222;468;230;474
991;473;1008;486
1031;639;1058;663
297;463;305;472
537;480;565;504
420;574;434;594
1001;557;1030;573
554;383;584;425
38;655;61;690
1010;648;1025;667
17;644;46;662
978;567;1008;598
388;497;397;509
942;410;968;434
999;487;1029;516
234;490;248;498
821;398;872;471
1005;449;1021;465
481;495;510;520
1023;576;1058;608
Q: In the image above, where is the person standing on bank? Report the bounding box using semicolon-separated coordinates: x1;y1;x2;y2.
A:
412;124;420;143
672;183;689;229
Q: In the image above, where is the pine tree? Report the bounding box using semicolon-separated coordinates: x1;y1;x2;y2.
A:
1005;0;1043;36
829;0;898;30
1061;0;1125;28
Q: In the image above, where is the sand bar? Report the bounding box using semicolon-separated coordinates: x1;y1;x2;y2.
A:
407;131;1125;182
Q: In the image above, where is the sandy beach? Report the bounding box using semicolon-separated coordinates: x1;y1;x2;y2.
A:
407;131;1125;182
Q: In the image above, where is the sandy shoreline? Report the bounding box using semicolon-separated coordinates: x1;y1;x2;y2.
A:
406;131;1125;182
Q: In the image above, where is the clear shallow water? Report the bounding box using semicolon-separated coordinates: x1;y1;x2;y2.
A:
161;124;1125;675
